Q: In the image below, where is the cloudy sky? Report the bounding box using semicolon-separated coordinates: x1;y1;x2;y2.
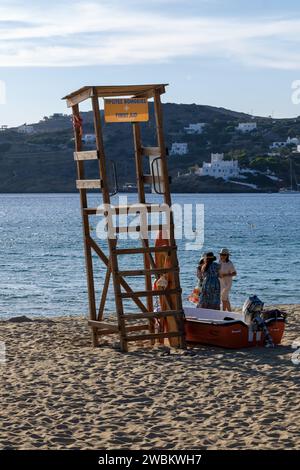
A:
1;0;300;125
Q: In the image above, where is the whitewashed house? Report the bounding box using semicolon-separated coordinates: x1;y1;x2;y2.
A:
17;124;35;134
270;137;299;150
236;122;257;133
82;134;96;144
286;136;300;145
269;141;288;149
170;142;188;155
197;153;239;179
184;123;206;134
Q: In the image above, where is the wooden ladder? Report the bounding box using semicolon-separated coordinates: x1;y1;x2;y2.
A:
70;86;185;352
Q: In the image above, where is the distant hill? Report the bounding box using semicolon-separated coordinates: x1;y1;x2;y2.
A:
0;103;299;193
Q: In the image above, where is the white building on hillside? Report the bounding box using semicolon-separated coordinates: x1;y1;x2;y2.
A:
17;124;35;134
82;134;96;144
286;136;300;145
270;137;299;150
236;122;257;133
269;141;287;149
170;142;188;155
197;153;239;179
184;123;206;134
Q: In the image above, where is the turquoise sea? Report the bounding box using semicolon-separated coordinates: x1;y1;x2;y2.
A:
0;193;299;318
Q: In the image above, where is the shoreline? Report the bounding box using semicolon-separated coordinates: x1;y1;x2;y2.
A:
1;304;299;450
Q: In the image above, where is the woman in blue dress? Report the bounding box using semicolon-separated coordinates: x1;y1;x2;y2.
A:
197;252;220;310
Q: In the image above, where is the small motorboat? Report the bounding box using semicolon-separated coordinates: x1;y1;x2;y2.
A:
184;307;286;349
153;231;286;349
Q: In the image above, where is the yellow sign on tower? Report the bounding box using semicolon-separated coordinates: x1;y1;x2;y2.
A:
104;98;149;123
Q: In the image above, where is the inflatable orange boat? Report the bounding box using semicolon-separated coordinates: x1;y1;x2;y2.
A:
184;307;286;349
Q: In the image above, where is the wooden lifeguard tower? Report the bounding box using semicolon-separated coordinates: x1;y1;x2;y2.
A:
62;84;186;352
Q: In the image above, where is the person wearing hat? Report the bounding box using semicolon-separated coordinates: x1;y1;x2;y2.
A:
197;252;221;310
219;248;237;311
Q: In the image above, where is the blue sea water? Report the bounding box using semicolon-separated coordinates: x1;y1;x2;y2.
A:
0;193;299;318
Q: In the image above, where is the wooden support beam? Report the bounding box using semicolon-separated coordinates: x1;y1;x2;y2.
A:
72;103;98;347
97;264;111;321
88;321;149;335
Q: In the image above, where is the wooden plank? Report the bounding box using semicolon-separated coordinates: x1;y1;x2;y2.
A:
123;310;184;321
74;150;98;161
141;146;160;157
63;84;167;106
97;265;111;320
83;208;102;215
143;175;171;185
125;324;149;332
133;86;166;99
95;329;118;336
115;245;177;255
91;323;149;335
76;179;103;189
118;267;178;277
88;320;118;332
94;84;167;98
66;87;93;107
119;288;181;298
113;224;166;234
125;331;183;342
83;203;166;215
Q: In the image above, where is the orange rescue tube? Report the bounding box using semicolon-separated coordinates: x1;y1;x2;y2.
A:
154;230;181;347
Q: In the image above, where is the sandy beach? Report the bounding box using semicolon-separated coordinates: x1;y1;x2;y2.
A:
0;304;299;450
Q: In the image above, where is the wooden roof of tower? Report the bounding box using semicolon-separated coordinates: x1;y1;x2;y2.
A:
62;84;168;107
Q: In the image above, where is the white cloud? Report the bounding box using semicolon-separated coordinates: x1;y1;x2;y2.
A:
0;1;300;69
